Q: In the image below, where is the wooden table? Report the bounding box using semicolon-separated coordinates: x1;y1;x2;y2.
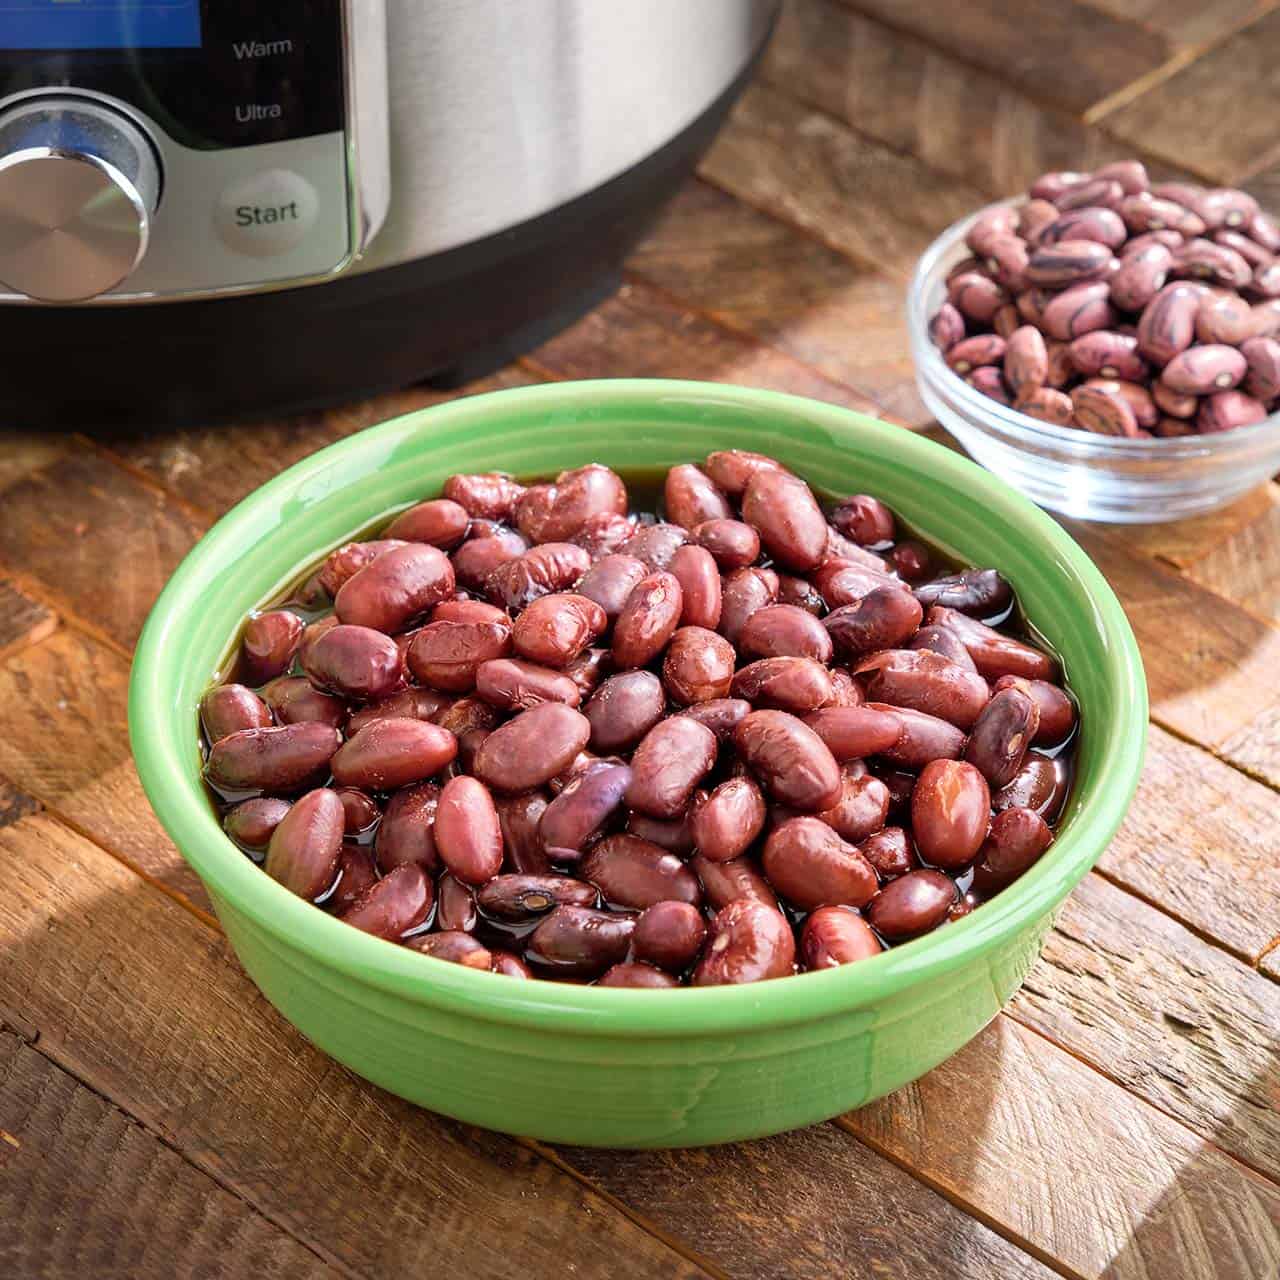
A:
3;3;1279;1276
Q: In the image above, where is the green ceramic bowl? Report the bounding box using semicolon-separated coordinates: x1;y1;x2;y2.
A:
130;379;1146;1148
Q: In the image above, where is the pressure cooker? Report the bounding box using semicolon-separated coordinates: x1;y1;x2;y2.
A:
0;1;776;426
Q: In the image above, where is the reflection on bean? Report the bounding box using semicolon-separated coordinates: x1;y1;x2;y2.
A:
911;760;991;869
409;929;493;969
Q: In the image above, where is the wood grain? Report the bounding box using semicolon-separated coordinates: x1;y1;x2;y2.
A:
627;179;927;424
0;1032;342;1280
1089;0;1280;48
0;629;206;911
1220;703;1280;792
0;577;56;663
1010;873;1280;1180
0;431;67;498
833;0;1172;116
844;1016;1280;1280
1103;8;1280;181
1098;726;1280;962
1262;946;1280;983
0;776;38;831
763;0;1138;198
556;1123;1056;1280
1068;524;1280;749
529;278;880;411
0;452;207;651
698;83;987;278
1184;491;1280;623
0;813;711;1280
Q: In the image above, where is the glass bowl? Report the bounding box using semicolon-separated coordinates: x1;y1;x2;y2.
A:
909;200;1280;523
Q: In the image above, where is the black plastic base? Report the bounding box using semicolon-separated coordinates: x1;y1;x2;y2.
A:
1;40;763;431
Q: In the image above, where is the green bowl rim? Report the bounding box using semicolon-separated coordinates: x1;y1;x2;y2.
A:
129;379;1148;1037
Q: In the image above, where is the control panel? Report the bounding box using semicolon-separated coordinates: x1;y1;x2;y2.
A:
0;0;389;302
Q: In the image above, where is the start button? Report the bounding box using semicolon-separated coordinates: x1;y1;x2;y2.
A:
215;169;318;258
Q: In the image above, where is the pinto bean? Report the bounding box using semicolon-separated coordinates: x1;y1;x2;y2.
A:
663;626;737;705
538;760;632;860
949;271;1008;324
1241;335;1280;401
693;900;795;986
264;788;344;900
734;710;841;811
742;468;828;572
473;702;591;793
627;716;718;818
1160;343;1246;395
1137;282;1201;365
1041;282;1115;341
1196;390;1267;432
613;572;683;669
930;301;966;349
801;907;882;969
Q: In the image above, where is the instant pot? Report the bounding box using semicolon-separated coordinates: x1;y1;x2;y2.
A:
0;1;775;426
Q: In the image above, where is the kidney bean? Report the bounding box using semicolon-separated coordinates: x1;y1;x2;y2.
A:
373;781;440;873
430;699;497;744
910;624;978;671
949;271;1007;324
859;826;917;880
860;649;990;729
507;592;605;670
537;759;632;861
431;775;503;885
703;449;787;497
525;906;636;978
930;301;966;349
334;719;454;801
577;670;661;754
579;834;701;911
965;686;1039;789
667;544;722;631
405;617;512;693
731;657;834;714
238;610;304;686
297;615;339;668
912;568;1012;621
717;567;779;645
910;759;991;869
622;813;691;860
564;647;609;697
664;463;732;530
692;851;779;915
815;769;890;844
317;540;408;598
326;846;378;914
829;494;895;548
607;572;680;671
825;587;924;657
1197;389;1267;432
529;465;628;544
929;607;1057;681
596;962;677;988
993;751;1069;820
339;863;433;939
486;542;590;610
334;543;454;635
801;907;882;969
690;775;767;862
471;661;574;716
442;472;525;522
333;786;379;835
693;899;795;986
384;498;470;548
773;577;823;619
1136;282;1200;365
451;529;528;592
764;816;878;910
1160;343;1246;395
485;950;529;978
812;561;892;611
223;796;291;851
690;519;761;571
476;873;597;921
626;716;718;818
494;790;551;874
1241;335;1280;401
1071;381;1140;436
202;683;272;743
662;626;736;705
801;705;902;762
263;788;344;900
302;624;403;702
627;901;705;974
258;676;345;731
678;697;753;742
867;869;957;940
742;468;828;572
736;604;831;664
205;722;340;794
574;554;646;624
733;709;841;812
410;930;493;969
866;703;966;769
571;511;634;561
992;675;1076;745
971;807;1054;895
1040;282;1115;341
473;702;591;793
620;522;688;572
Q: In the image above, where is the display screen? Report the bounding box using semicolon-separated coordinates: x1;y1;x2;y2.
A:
1;0;202;49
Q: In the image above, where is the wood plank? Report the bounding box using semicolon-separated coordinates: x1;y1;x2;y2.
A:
1103;9;1280;182
0;775;38;831
1088;0;1279;49
1183;490;1280;623
627;180;927;424
1010;872;1280;1181
0;813;711;1280
843;1016;1280;1280
1098;726;1280;962
105;369;535;518
833;0;1172;117
0;576;57;662
0;452;207;651
0;1031;342;1280
529;279;882;413
1220;703;1280;792
0;431;68;498
554;1124;1056;1280
698;82;988;279
1067;523;1280;750
1262;946;1280;983
0;629;208;912
762;0;1143;199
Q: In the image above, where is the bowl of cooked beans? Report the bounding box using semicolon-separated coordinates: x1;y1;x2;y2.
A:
130;379;1146;1146
911;162;1280;522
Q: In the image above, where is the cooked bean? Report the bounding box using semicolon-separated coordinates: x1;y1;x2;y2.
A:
486;542;590;610
205;722;340;794
302;623;404;702
474;657;581;711
742;468;828;572
339;863;433;940
331;718;457;791
732;709;842;812
511;593;606;669
668;544;722;630
911;759;991;869
993;675;1076;745
489;951;532;978
664;463;731;529
580;834;701;910
335;542;454;635
861;649;991;729
264;788;344;899
597;962;677;988
318;539;408;597
910;624;979;671
718;567;779;644
239;610;304;686
563;648;609;699
831;494;896;547
524;906;636;978
663;626;736;705
971;807;1054;894
620;522;688;571
473;702;591;793
690;518;761;570
576;554;648;622
867;703;966;769
631;901;707;973
801;705;902;761
333;786;380;835
859;826;917;880
815;769;890;844
965;687;1040;789
407;616;512;691
539;760;632;860
223;797;291;851
328;846;379;914
703;449;787;496
690;775;767;862
613;572;683;669
260;676;347;730
867;869;957;940
583;670;665;752
436;872;480;933
824;587;923;657
384;498;470;547
495;790;551;874
929;606;1057;681
763;817;877;910
738;604;832;663
627;716;718;818
776;573;826;616
912;569;1011;620
476;874;598;921
693;900;795;986
432;695;498;739
409;930;493;969
375;781;440;873
692;853;779;912
202;683;272;742
801;907;882;969
443;472;525;521
627;810;695;856
731;656;834;714
525;464;628;544
451;528;527;592
432;775;504;885
993;751;1069;820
